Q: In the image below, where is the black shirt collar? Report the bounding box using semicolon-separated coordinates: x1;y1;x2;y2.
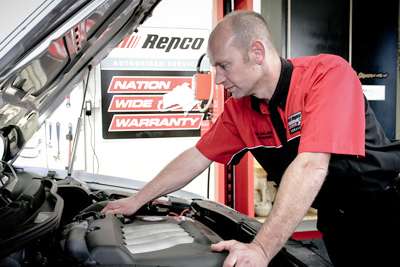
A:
251;57;293;112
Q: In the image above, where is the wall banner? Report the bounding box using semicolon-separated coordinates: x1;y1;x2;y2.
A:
101;70;203;139
101;27;209;139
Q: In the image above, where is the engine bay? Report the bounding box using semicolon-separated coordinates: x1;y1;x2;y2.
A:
0;168;324;267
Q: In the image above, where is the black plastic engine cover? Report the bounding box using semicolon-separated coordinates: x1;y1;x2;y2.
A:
0;175;63;258
63;214;226;267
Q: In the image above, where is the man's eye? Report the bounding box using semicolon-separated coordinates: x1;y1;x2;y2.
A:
221;63;229;70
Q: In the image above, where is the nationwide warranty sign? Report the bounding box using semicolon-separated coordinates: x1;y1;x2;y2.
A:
101;70;204;139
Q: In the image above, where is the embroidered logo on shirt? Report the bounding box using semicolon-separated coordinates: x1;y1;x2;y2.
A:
256;131;273;140
288;112;302;134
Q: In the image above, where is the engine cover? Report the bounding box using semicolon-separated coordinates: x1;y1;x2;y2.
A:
63;214;226;267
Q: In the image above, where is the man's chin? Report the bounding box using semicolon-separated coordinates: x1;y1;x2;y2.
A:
226;88;246;99
231;93;245;99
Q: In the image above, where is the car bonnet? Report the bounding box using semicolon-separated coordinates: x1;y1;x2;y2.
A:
0;0;161;162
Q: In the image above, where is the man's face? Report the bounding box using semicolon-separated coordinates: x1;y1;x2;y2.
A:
208;32;260;99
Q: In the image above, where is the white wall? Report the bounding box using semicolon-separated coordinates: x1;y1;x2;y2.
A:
16;0;215;199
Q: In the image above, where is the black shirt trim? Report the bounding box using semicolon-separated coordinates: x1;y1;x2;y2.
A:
250;58;293;145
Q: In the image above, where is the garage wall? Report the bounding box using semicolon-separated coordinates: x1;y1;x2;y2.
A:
352;0;399;140
261;0;286;56
262;0;399;140
87;0;215;198
16;0;216;200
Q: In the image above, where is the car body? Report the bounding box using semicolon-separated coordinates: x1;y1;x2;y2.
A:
0;1;331;266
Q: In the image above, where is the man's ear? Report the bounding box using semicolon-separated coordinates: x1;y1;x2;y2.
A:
250;40;265;65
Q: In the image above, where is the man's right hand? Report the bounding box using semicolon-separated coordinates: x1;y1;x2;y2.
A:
101;196;139;216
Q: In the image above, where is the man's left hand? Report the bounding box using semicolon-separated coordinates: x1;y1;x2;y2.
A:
211;240;269;267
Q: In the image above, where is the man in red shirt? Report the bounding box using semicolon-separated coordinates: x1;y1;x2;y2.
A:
103;11;400;266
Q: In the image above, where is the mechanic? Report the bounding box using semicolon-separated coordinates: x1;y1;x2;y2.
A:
102;11;400;267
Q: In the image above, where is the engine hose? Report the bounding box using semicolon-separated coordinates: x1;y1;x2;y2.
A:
65;221;96;266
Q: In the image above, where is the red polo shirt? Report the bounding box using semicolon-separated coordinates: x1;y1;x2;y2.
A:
196;54;365;170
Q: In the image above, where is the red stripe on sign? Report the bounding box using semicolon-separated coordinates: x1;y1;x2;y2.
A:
108;95;201;112
132;36;141;48
108;95;163;112
117;35;129;48
116;34;141;48
107;76;192;94
109;113;204;132
127;35;136;48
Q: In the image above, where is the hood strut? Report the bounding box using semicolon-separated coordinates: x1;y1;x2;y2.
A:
67;65;92;177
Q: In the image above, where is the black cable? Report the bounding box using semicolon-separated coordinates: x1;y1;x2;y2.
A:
87;115;99;174
196;53;207;73
207;166;211;199
79;65;92;118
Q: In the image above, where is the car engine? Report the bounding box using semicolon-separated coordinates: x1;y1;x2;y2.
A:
0;167;317;267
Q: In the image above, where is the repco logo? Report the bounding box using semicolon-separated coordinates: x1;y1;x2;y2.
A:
142;34;204;52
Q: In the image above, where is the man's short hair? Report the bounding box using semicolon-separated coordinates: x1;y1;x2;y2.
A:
225;11;273;53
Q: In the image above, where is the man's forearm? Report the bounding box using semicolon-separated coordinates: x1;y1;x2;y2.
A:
132;146;211;207
254;152;330;261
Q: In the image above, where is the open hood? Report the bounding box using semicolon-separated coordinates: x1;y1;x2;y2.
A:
0;0;161;162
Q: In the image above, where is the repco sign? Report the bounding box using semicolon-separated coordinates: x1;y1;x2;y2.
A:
142;34;205;52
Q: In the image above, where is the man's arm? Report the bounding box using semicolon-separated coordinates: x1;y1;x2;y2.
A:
102;146;212;215
212;152;330;266
254;152;330;261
